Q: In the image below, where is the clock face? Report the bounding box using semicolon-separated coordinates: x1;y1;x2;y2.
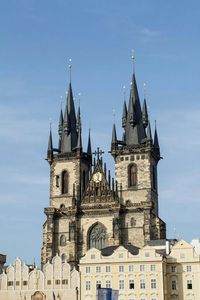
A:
93;172;102;183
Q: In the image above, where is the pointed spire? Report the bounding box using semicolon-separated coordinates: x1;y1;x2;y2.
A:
142;99;148;128
122;101;127;128
58;109;63;135
47;123;53;164
112;123;117;144
87;129;92;156
76;104;82;151
154;121;160;156
146;121;152;141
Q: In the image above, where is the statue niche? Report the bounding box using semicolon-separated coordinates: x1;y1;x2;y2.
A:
88;222;107;250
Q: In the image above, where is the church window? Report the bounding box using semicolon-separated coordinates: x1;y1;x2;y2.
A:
88;223;107;250
60;235;66;247
60;204;65;209
128;164;137;187
56;175;59;187
61;170;69;194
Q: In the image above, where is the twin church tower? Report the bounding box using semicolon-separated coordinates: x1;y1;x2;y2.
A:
41;62;166;267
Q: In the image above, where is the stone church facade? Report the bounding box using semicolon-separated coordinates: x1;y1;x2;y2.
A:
41;67;166;268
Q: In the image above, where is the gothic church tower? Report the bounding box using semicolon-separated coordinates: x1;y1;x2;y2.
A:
41;64;166;267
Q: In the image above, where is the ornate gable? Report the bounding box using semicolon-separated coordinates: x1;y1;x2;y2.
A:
81;158;119;207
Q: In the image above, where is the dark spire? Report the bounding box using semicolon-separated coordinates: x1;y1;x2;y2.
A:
76;104;82;151
146;121;152;141
47;125;53;163
124;73;146;146
58;109;63;150
111;123;117;151
154;122;160;155
142;99;148;128
87;129;92;156
60;83;78;153
122;101;127;128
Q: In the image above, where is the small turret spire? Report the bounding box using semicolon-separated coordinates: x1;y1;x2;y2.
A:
146;121;152;141
122;101;127;128
76;102;82;151
87;128;92;156
111;123;117;152
47;121;53;163
142;98;148;128
154;121;160;157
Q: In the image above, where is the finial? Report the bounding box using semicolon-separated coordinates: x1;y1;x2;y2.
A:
123;85;126;101
143;82;147;98
68;58;72;82
78;92;81;107
49;118;52;130
112;109;116;123
60;96;63;110
131;49;135;73
155;120;157;129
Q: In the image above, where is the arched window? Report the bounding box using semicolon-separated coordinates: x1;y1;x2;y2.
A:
61;170;68;194
61;253;67;262
130;217;136;227
60;235;66;247
60;204;65;209
88;223;107;250
128;164;137;187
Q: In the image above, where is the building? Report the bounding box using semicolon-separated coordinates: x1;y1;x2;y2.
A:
41;64;166;268
0;254;80;300
79;239;200;300
0;253;6;274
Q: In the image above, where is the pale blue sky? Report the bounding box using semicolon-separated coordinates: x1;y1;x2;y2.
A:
0;0;200;265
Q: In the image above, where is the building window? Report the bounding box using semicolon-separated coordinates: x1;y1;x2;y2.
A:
47;280;51;285
119;280;124;290
119;265;124;272
8;281;13;286
140;265;145;272
186;265;192;272
129;265;134;272
171;265;177;272
106;266;111;272
106;280;111;288
86;281;91;290
129;280;134;289
56;175;59;187
61;253;67;262
187;280;192;289
55;280;60;285
62;279;68;285
151;265;156;272
23;281;28;286
128;164;137;187
151;279;156;289
96;281;101;289
130;217;136;226
61;170;68;194
88;222;107;250
15;281;20;286
96;266;101;273
172;280;177;290
86;266;90;273
60;235;66;246
140;279;145;289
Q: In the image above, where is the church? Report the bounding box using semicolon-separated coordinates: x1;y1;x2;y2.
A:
41;63;166;268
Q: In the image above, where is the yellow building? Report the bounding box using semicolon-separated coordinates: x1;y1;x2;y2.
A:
79;239;200;300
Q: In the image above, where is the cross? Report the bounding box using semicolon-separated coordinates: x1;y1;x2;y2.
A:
93;147;104;161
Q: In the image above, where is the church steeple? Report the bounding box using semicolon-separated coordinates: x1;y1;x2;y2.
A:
87;129;92;156
154;123;160;157
111;123;117;150
60;82;78;153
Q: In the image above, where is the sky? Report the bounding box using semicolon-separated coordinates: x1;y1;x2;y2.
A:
0;0;200;266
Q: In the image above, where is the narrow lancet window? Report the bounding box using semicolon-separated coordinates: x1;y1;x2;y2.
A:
61;170;68;194
128;164;137;187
